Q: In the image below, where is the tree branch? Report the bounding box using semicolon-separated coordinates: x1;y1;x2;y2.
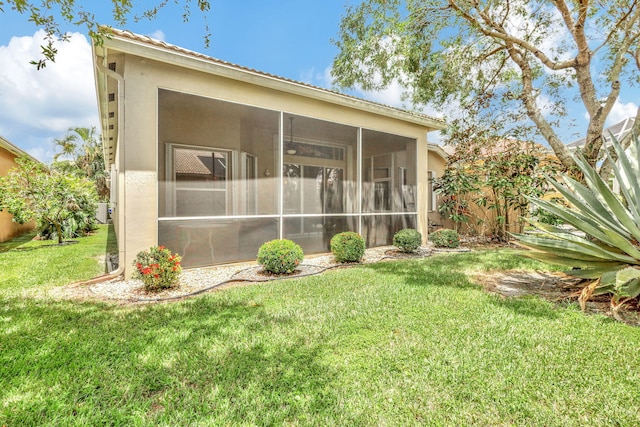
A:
502;41;574;170
449;0;577;71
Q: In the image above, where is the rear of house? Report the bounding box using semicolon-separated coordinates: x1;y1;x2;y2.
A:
93;29;447;276
0;136;37;242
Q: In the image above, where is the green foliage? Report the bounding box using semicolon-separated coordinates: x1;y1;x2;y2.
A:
3;1;212;68
393;228;422;253
533;198;566;226
330;231;365;263
430;228;461;248
0;157;99;244
514;133;640;319
434;165;478;230
37;179;99;241
257;239;304;274
332;0;640;171
132;245;182;291
435;139;561;240
53;126;109;201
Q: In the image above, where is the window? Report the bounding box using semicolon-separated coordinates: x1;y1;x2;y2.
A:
171;146;230;217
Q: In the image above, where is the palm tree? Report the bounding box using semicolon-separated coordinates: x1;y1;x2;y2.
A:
53;127;109;201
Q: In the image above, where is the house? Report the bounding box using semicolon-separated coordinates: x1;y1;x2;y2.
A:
92;29;447;275
426;143;448;231
0;136;38;242
567;117;637;193
566;117;636;151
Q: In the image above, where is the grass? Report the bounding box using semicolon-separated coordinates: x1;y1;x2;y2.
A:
0;225;114;294
1;232;639;426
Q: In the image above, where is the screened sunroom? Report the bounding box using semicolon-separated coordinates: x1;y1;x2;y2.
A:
158;90;419;268
93;29;445;276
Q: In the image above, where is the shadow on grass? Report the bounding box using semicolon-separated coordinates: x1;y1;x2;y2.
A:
487;295;562;319
0;232;36;253
0;295;342;425
363;256;476;290
104;223;118;273
363;251;563;321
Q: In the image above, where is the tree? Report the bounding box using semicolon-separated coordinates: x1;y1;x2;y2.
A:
0;1;212;69
435;138;561;240
53;126;109;201
0;157;98;244
333;0;640;173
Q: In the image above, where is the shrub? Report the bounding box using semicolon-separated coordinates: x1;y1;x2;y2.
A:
132;245;182;291
331;231;365;263
393;228;422;253
0;157;99;244
257;239;304;274
430;228;460;248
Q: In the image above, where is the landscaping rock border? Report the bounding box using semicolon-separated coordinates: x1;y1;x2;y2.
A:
46;245;433;304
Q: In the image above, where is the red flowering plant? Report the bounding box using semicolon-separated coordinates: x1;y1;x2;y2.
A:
132;245;182;291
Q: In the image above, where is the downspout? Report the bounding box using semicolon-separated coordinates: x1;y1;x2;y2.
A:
86;56;126;282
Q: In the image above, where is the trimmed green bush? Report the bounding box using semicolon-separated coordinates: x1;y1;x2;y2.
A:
331;231;365;263
132;245;182;291
393;228;422;253
430;228;461;248
257;239;304;274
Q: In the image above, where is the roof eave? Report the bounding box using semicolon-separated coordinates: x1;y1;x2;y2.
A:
0;136;41;163
99;32;446;131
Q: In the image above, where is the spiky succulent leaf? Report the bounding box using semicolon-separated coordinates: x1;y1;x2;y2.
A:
615;267;640;298
516;132;640;310
573;152;640;243
514;233;637;263
562;266;626;279
607;133;640;213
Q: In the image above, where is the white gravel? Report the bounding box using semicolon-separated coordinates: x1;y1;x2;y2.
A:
46;245;441;303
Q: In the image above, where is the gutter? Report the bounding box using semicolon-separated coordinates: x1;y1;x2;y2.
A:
93;53;126;280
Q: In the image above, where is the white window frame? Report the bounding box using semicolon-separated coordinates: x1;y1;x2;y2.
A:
165;143;232;217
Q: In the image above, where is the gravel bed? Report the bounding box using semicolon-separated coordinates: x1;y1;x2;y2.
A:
47;245;438;304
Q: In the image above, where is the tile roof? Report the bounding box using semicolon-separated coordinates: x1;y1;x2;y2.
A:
174;148;225;177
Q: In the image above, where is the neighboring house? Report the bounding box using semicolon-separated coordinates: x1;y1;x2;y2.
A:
566;117;636;151
426;143;448;231
0;136;38;242
567;117;637;193
92;29;446;275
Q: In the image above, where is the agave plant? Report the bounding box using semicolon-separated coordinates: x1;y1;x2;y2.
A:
513;132;640;320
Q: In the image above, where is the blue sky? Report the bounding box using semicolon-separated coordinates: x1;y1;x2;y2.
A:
0;1;637;162
0;0;364;162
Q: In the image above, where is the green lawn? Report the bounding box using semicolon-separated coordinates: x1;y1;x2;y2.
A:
1;231;639;426
0;225;115;294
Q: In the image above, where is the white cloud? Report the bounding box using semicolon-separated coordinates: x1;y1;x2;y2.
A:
0;30;99;163
607;99;638;126
302;65;406;107
148;30;166;42
356;79;406;108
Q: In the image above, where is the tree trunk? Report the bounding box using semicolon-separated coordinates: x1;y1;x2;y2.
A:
55;222;64;244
